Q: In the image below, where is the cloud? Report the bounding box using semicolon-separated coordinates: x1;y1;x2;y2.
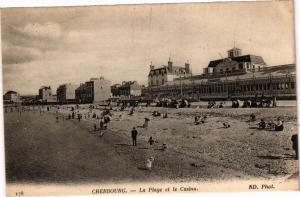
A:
22;22;63;40
2;22;64;53
2;43;43;64
1;22;65;65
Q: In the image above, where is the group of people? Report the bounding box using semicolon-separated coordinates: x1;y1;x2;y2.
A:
256;117;284;131
155;98;191;108
207;101;224;108
232;96;277;108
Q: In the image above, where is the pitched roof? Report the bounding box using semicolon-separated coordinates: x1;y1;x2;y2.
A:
227;47;241;52
148;66;168;76
168;64;295;86
5;90;17;95
208;55;266;68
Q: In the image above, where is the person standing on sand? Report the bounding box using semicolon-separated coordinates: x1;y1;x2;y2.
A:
272;96;277;108
131;127;138;146
77;113;82;122
291;134;298;159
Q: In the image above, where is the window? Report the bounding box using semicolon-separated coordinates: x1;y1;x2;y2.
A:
247;63;250;69
162;79;164;85
291;82;295;89
239;63;243;70
156;80;159;85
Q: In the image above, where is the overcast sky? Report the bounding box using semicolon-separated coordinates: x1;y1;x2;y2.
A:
1;1;295;95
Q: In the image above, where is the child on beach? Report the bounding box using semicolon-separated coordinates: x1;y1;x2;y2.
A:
148;137;154;145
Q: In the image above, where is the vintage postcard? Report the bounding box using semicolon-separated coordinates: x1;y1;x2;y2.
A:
1;0;299;196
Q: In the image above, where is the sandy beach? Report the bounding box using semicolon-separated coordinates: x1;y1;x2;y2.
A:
4;105;298;184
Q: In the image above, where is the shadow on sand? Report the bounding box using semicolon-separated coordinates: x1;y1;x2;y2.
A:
257;154;297;160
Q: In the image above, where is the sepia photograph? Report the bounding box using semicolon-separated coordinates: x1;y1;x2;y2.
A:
1;0;299;196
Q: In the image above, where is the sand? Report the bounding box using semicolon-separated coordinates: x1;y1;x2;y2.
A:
4;105;298;184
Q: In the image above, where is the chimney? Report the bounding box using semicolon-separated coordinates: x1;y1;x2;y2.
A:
149;62;154;70
167;58;173;73
185;61;190;74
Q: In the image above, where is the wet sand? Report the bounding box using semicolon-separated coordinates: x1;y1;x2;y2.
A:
4;105;298;183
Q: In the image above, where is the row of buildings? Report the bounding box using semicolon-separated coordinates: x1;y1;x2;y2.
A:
4;78;142;105
40;78;142;104
144;47;296;100
4;47;296;104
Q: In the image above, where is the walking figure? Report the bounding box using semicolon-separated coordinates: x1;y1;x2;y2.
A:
131;127;138;146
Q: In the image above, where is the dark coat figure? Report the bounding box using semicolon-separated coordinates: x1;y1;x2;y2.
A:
152;111;161;117
251;100;257;108
274;118;284;131
250;113;256;121
163;113;168;118
243;100;251;108
77;113;81;122
131;127;138;146
272;96;277;108
72;112;75;119
232;100;239;108
218;102;224;108
148;137;154;145
94;123;97;132
223;122;230;128
258;119;266;129
291;134;298;159
208;100;216;108
128;107;134;115
99;118;106;130
143;118;150;128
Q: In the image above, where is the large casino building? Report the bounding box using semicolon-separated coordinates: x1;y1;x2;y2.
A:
142;47;296;100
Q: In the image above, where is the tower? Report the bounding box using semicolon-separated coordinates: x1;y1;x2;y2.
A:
185;60;190;74
167;56;173;73
227;47;242;58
